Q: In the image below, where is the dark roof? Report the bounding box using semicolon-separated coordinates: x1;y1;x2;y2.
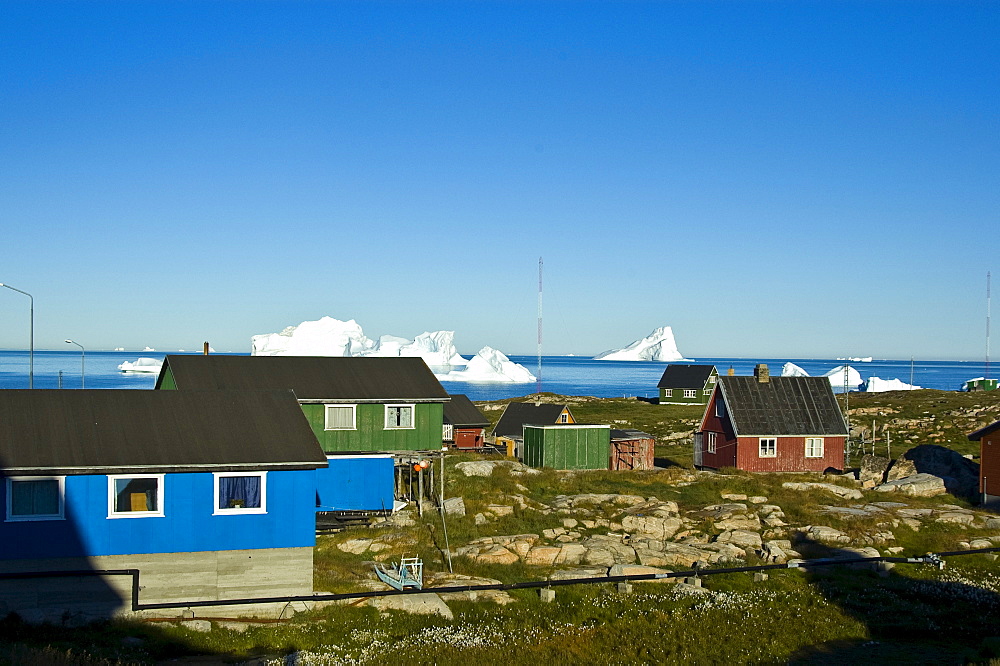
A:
444;394;489;428
610;428;655;441
717;376;848;437
158;355;449;402
492;402;571;437
969;419;1000;441
0;390;328;475
657;364;717;389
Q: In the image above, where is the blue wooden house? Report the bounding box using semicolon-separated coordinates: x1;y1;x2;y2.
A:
0;389;328;621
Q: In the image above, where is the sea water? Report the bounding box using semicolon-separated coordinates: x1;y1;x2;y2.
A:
0;350;990;401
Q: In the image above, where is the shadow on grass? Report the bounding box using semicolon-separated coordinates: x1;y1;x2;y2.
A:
786;537;1000;664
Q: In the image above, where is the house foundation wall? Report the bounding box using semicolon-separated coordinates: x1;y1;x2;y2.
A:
0;547;313;623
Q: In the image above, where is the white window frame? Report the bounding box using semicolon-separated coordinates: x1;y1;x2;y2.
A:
324;404;357;430
684;389;697;399
706;432;717;454
558;412;569;424
759;438;777;458
703;388;713;396
5;476;65;522
213;472;267;515
805;437;824;458
384;404;416;430
107;474;165;519
663;389;674;399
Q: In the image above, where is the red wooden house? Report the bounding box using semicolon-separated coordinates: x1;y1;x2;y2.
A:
968;419;1000;510
696;364;847;472
443;394;489;450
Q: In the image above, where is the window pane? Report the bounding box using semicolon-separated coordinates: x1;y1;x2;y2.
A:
219;476;261;509
11;480;59;516
326;406;353;429
115;477;158;512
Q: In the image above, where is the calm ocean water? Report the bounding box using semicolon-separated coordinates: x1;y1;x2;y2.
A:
0;350;991;400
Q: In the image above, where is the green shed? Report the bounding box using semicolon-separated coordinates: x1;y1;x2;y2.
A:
522;424;611;470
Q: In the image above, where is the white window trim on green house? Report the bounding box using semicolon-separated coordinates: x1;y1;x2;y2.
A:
805;437;824;458
213;471;267;515
384;404;416;429
684;389;697;398
324;404;357;430
759;438;777;458
5;476;65;522
107;474;165;519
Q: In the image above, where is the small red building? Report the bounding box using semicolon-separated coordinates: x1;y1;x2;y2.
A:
696;364;847;472
610;429;656;470
443;394;489;450
968;419;1000;510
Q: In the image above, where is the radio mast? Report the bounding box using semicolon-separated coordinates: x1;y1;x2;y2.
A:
537;257;543;395
987;271;992;380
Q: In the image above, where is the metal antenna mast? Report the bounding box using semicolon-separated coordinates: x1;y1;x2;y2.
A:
537;257;543;395
987;271;992;380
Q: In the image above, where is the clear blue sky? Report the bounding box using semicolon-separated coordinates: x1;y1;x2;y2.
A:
1;1;996;359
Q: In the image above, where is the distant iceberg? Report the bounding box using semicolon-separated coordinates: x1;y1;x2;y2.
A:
822;364;863;388
118;357;163;373
781;362;809;377
594;327;687;362
837;356;873;362
865;377;920;392
437;347;536;383
143;346;155;352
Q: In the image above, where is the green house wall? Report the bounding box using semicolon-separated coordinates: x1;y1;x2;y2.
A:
523;425;610;470
660;370;719;405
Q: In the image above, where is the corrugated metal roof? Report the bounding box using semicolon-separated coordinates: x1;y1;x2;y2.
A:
657;364;717;389
718;376;848;436
159;355;449;402
443;394;489;428
492;402;571;437
0;390;328;475
610;428;655;441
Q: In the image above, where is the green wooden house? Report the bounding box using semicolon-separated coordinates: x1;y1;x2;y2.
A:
657;364;719;405
522;424;611;470
156;356;449;454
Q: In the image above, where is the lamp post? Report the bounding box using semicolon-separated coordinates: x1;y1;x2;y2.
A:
65;339;85;388
0;283;33;388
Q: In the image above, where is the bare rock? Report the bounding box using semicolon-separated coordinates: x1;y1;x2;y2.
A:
338;538;374;555
875;473;947;497
715;529;763;550
366;592;454;619
782;482;864;500
859;454;892;487
442;497;466;516
608;564;675;582
524;546;563;566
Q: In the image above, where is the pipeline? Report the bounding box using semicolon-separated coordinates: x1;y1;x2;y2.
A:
1;547;997;613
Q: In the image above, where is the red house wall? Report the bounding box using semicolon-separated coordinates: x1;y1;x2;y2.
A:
734;436;845;472
698;392;737;468
981;431;1000;497
453;428;485;450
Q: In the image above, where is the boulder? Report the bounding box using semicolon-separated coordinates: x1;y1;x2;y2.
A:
548;567;607;580
782;482;864;500
554;543;588;566
892;445;981;500
804;525;851;544
715;530;763;550
442;497;466;516
524;546;563;566
875;473;947;497
337;538;374;555
608;564;674;582
366;592;454;619
859;454;891;488
621;514;683;540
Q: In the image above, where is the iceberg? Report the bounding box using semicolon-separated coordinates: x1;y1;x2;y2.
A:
781;362;809;377
437;347;536;383
250;317;469;368
865;377;920;392
118;357;163;373
822;364;863;388
143;346;155;352
594;327;687;362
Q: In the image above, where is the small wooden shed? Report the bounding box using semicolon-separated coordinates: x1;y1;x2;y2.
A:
610;429;656;470
522;424;610;470
969;419;1000;510
443;394;489;450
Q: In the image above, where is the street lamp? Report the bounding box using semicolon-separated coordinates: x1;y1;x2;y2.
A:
65;339;85;389
0;283;33;389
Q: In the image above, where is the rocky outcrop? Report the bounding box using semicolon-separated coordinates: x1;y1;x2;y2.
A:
782;482;864;500
892;444;980;501
875;473;947;497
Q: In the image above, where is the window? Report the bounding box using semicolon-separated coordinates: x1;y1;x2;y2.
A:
703;388;713;396
715;399;726;418
325;404;356;430
108;474;164;518
805;437;824;458
708;375;717;383
663;389;674;399
214;472;266;514
385;404;415;429
6;477;64;521
684;389;697;398
759;438;777;458
558;412;569;423
706;432;717;454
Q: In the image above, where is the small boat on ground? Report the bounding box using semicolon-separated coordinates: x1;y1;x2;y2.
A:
374;556;423;590
118;357;163;373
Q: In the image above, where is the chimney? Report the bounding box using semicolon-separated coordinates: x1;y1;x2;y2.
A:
203;342;210;355
754;363;770;383
727;366;735;376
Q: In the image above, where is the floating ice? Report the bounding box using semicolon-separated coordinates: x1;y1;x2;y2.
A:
437;346;536;383
822;364;863;388
781;362;809;377
593;327;687;362
865;377;920;392
118;357;163;373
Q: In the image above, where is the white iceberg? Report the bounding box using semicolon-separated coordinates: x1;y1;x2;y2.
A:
118;357;163;373
865;377;920;392
593;326;687;362
143;346;155;352
781;362;809;377
837;356;873;362
437;346;536;383
822;364;863;388
250;317;467;367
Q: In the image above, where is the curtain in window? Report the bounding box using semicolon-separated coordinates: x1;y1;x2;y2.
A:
327;406;352;428
11;480;59;516
115;477;158;512
386;406;413;428
219;475;261;509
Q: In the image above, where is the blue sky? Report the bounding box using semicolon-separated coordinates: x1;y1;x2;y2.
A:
1;1;996;359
